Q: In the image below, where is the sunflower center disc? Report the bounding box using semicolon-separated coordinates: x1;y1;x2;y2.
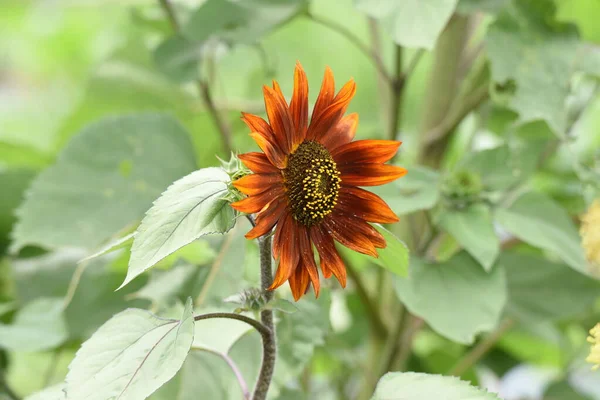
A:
283;140;341;226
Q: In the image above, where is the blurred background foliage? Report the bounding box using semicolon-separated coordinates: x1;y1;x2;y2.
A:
1;0;600;399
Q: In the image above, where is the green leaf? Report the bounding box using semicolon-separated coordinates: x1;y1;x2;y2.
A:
372;225;409;277
544;380;593;400
65;298;195;400
500;252;600;322
354;0;459;50
121;167;235;289
266;298;298;314
130;263;198;307
11;114;197;252
153;35;201;83
371;165;440;215
438;204;500;271
24;385;66;400
495;191;589;276
371;372;501;399
394;252;507;344
457;0;509;14
486;0;586;135
0;298;67;351
0;168;35;253
79;232;136;263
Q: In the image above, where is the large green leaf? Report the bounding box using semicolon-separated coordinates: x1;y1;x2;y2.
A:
486;0;588;135
121;167;235;289
65;298;195;400
395;252;507;344
371;372;501;399
495;191;589;276
372;225;409;277
153;34;202;83
354;0;459;49
11;114;197;252
0;298;67;352
371;165;440;215
438;205;500;271
501;252;600;322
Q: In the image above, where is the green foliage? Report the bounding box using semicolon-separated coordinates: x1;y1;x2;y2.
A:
372;225;410;276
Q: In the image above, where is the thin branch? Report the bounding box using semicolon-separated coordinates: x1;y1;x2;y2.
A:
401;49;425;86
346;263;388;339
388;45;403;141
158;0;234;154
307;12;393;86
194;312;271;337
193;346;250;400
449;318;515;376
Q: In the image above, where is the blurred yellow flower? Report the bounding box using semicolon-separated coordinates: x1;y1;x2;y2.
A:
581;200;600;273
587;323;600;370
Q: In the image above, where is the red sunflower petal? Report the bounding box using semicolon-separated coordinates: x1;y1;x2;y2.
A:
339;164;408;186
272;80;287;105
310;66;335;124
310;225;347;287
289;61;308;147
238;152;279;174
233;173;282;196
336;186;399;223
307;78;356;141
334;212;386;249
289;265;310;301
323;216;378;257
269;213;300;290
332;140;402;165
298;226;320;298
249;132;286;169
321;113;359;151
245;197;288;239
231;186;284;214
263;85;294;154
241;113;273;136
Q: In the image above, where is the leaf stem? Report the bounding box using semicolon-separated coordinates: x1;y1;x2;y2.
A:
158;0;233;154
252;234;277;400
306;12;393;86
194;312;270;337
448;318;515;376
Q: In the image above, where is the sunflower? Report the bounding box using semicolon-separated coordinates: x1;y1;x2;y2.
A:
231;62;407;301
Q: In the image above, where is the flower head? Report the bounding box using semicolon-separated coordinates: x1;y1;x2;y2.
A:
587;323;600;370
231;62;406;300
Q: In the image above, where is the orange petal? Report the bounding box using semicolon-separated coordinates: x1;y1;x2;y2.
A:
289;61;308;147
269;214;299;290
272;80;287;106
298;226;320;298
336;187;399;223
332;140;402;165
231;186;284;214
307;78;356;141
323;216;378;257
288;265;310;301
233;173;281;196
321;113;359;151
241;113;274;137
334;213;386;249
339;164;407;186
249;132;286;169
245;197;287;239
310;225;347;287
263;85;294;154
238;152;279;174
308;66;335;140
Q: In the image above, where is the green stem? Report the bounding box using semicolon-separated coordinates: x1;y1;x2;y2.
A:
346;263;388;339
388;45;403;141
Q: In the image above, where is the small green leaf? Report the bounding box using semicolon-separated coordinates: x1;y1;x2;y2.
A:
266;298;298;314
495;191;589;276
11;114;197;252
371;372;501;399
0;298;67;352
65;298;195;400
354;0;459;50
438;204;500;271
371;165;440;215
395;252;507;344
153;34;202;83
372;225;409;277
121;167;236;289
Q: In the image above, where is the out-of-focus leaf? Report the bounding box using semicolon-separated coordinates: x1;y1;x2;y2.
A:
130;262;197;307
371;165;440;215
79;232;136;263
457;0;509;14
65;298;194;400
0;169;35;253
395;252;507;344
11;114;197;252
371;372;501;399
24;384;66;400
556;0;600;43
192;308;252;354
153;34;202;83
154;240;216;269
495;191;590;276
266;298;298;314
544;380;593;400
121;167;235;290
372;225;409;277
438;204;500;271
354;0;458;50
486;0;590;135
501;252;600;322
0;298;67;352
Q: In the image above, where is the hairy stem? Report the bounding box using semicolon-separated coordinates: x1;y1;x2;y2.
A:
158;0;233;154
449;318;515;376
253;235;276;400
